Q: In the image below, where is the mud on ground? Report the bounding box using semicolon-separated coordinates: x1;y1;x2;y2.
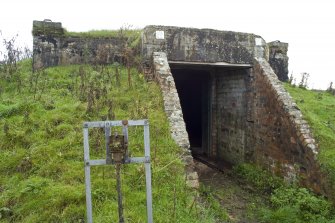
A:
194;161;269;223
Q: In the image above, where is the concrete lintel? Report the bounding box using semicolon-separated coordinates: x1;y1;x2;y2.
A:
168;60;252;68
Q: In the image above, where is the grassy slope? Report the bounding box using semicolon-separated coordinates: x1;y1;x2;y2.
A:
0;60;226;222
284;84;335;182
64;29;142;39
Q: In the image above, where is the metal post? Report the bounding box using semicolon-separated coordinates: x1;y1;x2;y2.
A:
122;121;129;158
116;163;124;223
105;127;111;164
144;122;153;223
84;127;93;223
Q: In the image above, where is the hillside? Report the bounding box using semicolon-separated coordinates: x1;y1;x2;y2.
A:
284;84;335;185
1;60;335;223
0;60;227;222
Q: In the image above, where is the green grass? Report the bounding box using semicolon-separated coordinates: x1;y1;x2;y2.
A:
233;163;335;223
65;29;141;39
257;186;335;223
0;60;225;222
283;84;335;183
64;28;142;54
233;163;284;193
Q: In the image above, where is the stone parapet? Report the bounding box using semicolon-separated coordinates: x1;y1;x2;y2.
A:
253;58;327;195
152;52;190;149
152;52;198;189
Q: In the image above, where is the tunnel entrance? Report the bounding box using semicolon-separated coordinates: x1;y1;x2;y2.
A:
169;61;252;167
171;67;210;157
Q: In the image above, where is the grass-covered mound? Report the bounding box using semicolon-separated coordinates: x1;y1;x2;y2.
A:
0;60;225;222
284;84;335;185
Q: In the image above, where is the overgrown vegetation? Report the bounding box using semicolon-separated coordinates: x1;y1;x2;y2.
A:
0;32;31;83
233;164;335;223
259;187;334;223
65;28;141;39
0;59;228;222
233;164;284;193
70;26;143;81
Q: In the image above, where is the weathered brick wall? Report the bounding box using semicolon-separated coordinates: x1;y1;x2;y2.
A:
211;69;250;164
252;58;325;194
206;58;327;195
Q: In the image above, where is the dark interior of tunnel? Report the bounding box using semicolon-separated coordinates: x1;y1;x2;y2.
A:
171;68;210;152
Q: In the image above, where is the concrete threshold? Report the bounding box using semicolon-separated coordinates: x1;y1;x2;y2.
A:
192;150;232;172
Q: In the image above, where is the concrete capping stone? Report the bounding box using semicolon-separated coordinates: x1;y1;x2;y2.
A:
306;144;318;156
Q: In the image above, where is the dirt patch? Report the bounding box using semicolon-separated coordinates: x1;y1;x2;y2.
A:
194;160;268;223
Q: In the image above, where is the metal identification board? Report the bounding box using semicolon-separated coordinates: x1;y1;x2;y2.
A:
155;30;164;40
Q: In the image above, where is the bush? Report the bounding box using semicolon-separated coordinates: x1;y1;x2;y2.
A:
260;187;334;223
233;164;335;223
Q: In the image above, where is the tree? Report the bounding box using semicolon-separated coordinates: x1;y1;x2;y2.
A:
327;81;335;95
298;72;309;89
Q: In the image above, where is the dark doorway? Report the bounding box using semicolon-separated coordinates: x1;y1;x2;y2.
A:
171;68;210;155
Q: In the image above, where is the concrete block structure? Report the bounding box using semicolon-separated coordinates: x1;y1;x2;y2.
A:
33;21;329;196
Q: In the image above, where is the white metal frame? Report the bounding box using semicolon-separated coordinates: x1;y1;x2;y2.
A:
83;120;153;223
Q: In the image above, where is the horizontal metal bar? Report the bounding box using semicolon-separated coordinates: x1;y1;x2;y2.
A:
86;157;150;166
87;159;106;166
126;157;150;164
83;120;148;128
